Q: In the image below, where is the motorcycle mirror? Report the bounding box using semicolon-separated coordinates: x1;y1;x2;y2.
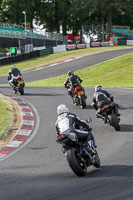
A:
86;118;92;123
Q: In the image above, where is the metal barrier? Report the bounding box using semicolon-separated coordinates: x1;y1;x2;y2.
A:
112;28;133;39
0;28;67;42
0;21;67;42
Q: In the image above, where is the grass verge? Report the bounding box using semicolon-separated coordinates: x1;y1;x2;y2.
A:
0;46;132;77
0;94;12;138
26;52;133;88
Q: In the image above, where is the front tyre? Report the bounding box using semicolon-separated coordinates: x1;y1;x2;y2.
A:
67;148;87;177
93;150;101;168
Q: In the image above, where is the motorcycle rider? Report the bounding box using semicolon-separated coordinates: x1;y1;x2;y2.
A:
64;71;87;99
92;85;120;118
8;65;21;81
8;65;24;91
55;104;96;153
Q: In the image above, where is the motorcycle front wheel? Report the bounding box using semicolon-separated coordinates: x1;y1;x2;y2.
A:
67;148;87;177
93;150;101;168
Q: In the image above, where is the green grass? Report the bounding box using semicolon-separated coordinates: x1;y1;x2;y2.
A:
0;94;12;138
26;52;133;88
0;46;132;77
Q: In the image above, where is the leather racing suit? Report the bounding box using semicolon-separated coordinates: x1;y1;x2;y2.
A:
55;112;96;148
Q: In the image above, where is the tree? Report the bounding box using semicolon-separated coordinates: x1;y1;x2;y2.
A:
1;0;40;28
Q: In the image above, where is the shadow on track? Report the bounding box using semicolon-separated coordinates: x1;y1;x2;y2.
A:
119;124;133;132
87;165;133;178
85;104;94;110
0;86;9;89
24;93;64;97
119;106;133;110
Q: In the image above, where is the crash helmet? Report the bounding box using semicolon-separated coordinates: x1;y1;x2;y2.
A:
57;104;69;116
11;65;16;70
68;70;74;76
95;85;102;92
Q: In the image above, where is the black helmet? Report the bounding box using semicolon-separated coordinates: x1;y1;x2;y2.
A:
68;70;74;76
95;85;102;92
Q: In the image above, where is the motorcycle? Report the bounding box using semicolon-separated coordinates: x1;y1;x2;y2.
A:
97;103;120;131
66;84;87;109
10;75;25;95
56;119;100;177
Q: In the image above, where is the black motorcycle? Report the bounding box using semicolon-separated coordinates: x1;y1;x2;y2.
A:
56;119;100;177
97;103;120;131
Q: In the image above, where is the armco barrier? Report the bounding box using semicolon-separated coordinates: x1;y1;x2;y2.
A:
0;50;40;66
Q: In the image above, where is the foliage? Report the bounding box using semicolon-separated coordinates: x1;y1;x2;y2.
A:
0;0;133;39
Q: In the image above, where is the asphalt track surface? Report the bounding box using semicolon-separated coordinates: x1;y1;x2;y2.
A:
0;48;133;84
0;48;133;200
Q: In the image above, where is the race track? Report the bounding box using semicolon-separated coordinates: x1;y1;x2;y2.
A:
0;49;133;200
0;48;133;84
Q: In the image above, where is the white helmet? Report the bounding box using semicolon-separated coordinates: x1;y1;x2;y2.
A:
11;65;16;70
57;104;69;116
95;85;102;92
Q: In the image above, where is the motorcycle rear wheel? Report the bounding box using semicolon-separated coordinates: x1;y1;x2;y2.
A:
67;148;87;177
109;113;120;131
18;84;24;95
80;95;86;109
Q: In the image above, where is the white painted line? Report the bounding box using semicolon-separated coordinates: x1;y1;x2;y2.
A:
19;105;31;109
49;63;58;66
22;112;33;116
23;120;34;126
6;141;23;148
0;93;38;161
64;59;73;62
34;67;43;71
76;56;82;59
75;52;133;73
17;129;32;136
0;154;6;158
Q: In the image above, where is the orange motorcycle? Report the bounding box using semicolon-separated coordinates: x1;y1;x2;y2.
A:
66;84;87;108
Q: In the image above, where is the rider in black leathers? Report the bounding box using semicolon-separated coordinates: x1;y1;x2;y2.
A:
92;85;120;117
8;65;21;82
64;71;87;99
55;104;96;152
8;65;24;91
